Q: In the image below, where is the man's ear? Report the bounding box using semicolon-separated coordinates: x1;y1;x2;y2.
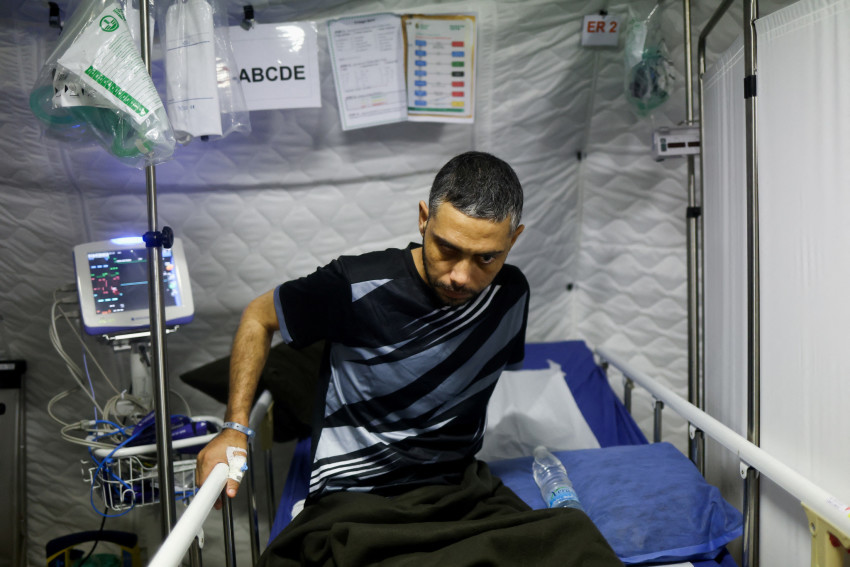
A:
509;224;525;247
418;201;429;236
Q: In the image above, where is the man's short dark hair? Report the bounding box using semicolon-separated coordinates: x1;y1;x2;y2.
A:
428;151;523;231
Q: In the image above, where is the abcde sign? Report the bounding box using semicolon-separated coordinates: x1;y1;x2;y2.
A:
230;22;321;111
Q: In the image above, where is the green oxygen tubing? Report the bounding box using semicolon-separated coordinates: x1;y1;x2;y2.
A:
30;83;154;159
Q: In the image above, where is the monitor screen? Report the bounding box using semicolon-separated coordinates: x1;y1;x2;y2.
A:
74;238;194;335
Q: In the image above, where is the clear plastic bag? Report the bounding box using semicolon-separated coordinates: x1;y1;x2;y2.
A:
158;0;251;144
623;2;677;117
28;0;176;168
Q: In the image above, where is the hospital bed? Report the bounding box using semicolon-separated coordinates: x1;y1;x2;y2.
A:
161;340;743;566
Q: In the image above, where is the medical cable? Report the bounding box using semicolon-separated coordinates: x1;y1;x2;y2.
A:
88;431;142;517
53;294;122;395
85;413;204;515
49;287;152;430
47;388;77;428
77;508;108;567
83;349;98;421
61;421;128;451
49;294;108;416
86;415;155;517
50;286;190;424
48;285;203;513
170;388;192;418
51;287;115;389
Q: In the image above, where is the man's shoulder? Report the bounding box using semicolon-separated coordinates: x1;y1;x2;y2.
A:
497;263;529;289
332;246;412;283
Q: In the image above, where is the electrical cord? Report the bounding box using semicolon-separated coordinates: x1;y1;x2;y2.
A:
74;508;108;567
47;388;77;428
82;350;98;421
48;287;148;435
170;388;192;418
49;286;191;428
87;421;146;518
49;284;203;515
49;294;107;417
52;293;121;396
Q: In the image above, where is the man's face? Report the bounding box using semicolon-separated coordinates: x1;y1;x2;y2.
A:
417;201;524;306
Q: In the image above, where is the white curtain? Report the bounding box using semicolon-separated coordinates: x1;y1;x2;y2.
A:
701;34;747;521
755;0;850;564
703;0;850;563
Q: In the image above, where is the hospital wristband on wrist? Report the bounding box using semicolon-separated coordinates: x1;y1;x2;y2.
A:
222;421;255;440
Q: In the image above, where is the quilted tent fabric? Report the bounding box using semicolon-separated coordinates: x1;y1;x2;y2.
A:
0;0;756;564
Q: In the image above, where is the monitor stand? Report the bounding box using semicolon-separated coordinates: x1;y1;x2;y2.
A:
102;328;180;416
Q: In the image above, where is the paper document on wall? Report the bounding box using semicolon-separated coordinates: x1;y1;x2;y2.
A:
403;14;476;123
327;14;407;130
229;22;321;111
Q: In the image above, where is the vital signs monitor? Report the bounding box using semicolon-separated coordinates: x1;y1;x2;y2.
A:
73;238;194;335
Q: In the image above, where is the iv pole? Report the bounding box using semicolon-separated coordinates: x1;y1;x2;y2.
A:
137;0;177;537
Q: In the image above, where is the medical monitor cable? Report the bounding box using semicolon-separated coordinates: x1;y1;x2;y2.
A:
76;507;109;567
51;290;122;396
83;349;98;421
88;424;144;518
49;287;150;434
49;292;109;416
49;286;203;513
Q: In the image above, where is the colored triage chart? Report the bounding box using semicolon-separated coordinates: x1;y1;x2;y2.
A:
403;15;476;123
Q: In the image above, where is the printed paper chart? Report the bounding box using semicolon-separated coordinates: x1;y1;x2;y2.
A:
403;15;475;123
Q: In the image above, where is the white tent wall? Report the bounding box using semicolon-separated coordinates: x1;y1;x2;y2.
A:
0;0;764;565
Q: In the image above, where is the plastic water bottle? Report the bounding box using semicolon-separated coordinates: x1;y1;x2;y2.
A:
532;446;583;510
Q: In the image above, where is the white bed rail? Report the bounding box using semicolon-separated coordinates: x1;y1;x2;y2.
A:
147;462;229;567
596;346;850;564
146;390;275;567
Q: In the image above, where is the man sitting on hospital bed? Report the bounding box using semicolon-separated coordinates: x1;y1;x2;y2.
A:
196;152;621;566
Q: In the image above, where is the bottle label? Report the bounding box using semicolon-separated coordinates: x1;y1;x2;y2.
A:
549;486;579;508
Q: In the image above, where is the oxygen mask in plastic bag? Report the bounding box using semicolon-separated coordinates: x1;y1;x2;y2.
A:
29;0;175;168
623;2;677;117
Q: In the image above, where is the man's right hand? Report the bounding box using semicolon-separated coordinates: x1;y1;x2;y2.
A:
197;427;250;509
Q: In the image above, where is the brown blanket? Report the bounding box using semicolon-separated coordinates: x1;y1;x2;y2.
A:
259;460;622;567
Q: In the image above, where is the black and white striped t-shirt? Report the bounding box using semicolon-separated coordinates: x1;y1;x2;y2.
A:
274;244;528;499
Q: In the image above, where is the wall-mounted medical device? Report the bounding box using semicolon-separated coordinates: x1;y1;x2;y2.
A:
73;238;194;336
652;126;700;161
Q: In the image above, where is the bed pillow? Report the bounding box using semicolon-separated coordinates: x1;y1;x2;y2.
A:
475;361;600;462
487;443;743;565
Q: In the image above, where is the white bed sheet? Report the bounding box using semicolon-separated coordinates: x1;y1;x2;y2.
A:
476;361;600;462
